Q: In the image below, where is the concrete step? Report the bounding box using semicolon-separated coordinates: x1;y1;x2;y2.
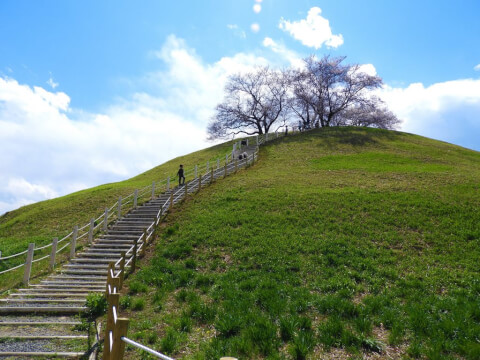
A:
19;288;103;293
0;299;86;304
91;243;132;249
62;269;108;275
10;293;88;298
64;263;116;269
70;258;127;264
0;352;85;357
0;306;87;314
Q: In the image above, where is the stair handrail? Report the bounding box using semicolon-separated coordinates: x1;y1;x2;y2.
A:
0;132;283;278
104;148;259;360
0;151;235;276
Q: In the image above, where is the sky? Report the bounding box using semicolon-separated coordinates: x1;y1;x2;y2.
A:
1;0;480;215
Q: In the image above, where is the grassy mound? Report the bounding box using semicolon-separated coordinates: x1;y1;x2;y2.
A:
122;127;480;359
0;139;235;291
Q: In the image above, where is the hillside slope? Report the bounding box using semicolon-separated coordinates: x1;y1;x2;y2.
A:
122;127;480;359
0;139;235;291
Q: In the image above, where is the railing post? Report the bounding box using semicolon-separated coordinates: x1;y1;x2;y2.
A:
69;225;78;259
151;181;155;199
119;252;126;289
169;192;173;210
198;174;202;192
88;218;94;244
194;165;198;178
207;160;209;172
131;237;138;273
49;237;58;271
140;229;147;257
233;143;236;152
134;189;138;208
210;167;214;183
111;318;129;360
103;207;109;232
224;164;227;178
106;293;119;334
23;243;35;285
246;138;249;146
117;196;122;219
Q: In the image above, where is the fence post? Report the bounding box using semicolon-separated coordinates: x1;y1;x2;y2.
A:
224;164;227;178
111;318;129;360
23;243;35;285
134;189;138;208
119;252;126;289
233;143;236;152
118;251;126;289
210;167;214;183
231;151;234;162
195;165;198;178
198;174;202;192
104;292;120;360
117;196;122;219
151;181;155;199
103;207;109;232
69;225;78;259
169;192;173;210
207;160;209;172
217;158;220;170
246;138;249;146
140;229;147;257
131;237;138;273
88;218;94;244
49;237;58;271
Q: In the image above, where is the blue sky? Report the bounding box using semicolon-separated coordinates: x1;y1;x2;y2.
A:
1;0;480;214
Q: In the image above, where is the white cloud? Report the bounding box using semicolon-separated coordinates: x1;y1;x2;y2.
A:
251;23;260;33
358;64;377;76
380;78;480;151
253;4;261;14
0;35;269;215
262;37;304;69
279;7;343;49
227;24;246;39
46;76;59;89
474;63;480;71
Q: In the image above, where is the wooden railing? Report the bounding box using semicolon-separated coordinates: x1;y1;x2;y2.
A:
102;148;259;359
0;147;254;285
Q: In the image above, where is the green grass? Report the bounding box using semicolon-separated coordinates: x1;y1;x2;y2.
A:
121;127;480;359
0;139;238;292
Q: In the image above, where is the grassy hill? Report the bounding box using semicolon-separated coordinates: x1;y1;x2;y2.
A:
0;139;236;291
119;127;479;359
1;127;479;359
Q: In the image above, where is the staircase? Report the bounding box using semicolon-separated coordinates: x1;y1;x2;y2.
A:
0;192;172;358
0;145;258;359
